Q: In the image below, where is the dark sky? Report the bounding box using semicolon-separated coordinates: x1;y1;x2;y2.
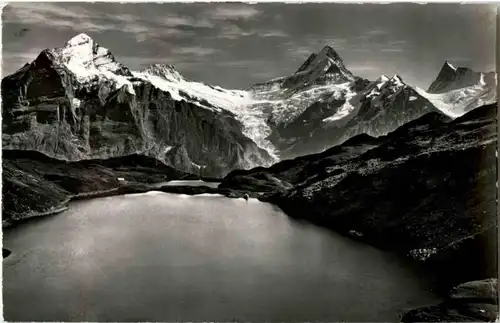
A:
1;2;497;89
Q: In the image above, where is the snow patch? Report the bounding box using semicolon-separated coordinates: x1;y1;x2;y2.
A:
445;61;457;71
72;98;81;108
134;69;279;160
415;85;496;118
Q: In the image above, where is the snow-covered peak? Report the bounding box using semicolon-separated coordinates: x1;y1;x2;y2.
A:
65;33;93;47
142;64;184;83
390;74;404;86
53;33;131;78
44;34;135;95
378;75;390;83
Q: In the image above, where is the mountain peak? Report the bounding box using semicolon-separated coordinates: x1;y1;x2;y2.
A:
377;74;390;83
391;74;404;84
37;33;134;89
295;45;345;74
66;33;94;47
287;45;355;89
142;63;184;82
319;45;341;60
428;61;484;93
443;60;457;72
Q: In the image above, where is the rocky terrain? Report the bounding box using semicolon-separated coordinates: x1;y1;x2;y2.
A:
2;149;198;226
402;279;498;322
3;34;496;175
222;102;498;293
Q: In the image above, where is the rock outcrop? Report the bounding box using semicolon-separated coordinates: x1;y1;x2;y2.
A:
402;279;498;322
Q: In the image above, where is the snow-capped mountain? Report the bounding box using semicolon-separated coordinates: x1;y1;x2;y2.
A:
248;47;441;159
2;33;496;173
1;33;274;177
415;61;497;117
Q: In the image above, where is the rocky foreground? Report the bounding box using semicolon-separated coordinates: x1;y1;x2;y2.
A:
402;278;498;322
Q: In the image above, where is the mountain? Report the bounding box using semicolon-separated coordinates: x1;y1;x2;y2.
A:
415;61;497;117
1;33;275;177
249;46;442;158
2;34;496;172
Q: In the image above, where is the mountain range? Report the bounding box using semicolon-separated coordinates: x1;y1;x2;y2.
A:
2;33;497;176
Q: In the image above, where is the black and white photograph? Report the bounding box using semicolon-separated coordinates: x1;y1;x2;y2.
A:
1;2;498;322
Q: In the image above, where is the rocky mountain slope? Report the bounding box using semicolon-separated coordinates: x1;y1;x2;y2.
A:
416;61;497;118
221;102;498;292
1;34;274;177
2;34;496;174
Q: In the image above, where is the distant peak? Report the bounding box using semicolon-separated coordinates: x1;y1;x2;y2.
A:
428;61;484;93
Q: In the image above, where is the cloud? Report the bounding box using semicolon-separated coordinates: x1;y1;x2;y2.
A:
348;64;378;73
350;48;372;53
172;47;219;56
287;46;315;59
3;2;213;43
208;5;261;20
1;50;43;76
154;15;214;29
4;3;105;30
217;25;254;39
380;48;404;53
259;30;289;38
388;40;407;45
365;28;388;36
213;59;271;68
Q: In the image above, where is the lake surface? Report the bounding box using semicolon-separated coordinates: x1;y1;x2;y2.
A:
3;191;439;322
